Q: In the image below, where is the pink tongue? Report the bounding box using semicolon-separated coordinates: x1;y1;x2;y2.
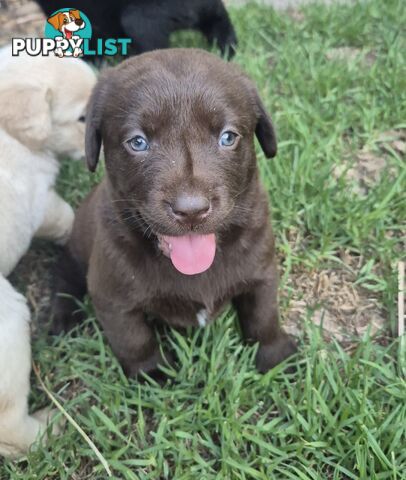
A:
164;234;216;275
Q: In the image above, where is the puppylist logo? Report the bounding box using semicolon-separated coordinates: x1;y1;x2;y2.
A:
12;8;131;57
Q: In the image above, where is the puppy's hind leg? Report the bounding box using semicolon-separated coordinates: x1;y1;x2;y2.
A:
50;247;88;335
0;275;50;458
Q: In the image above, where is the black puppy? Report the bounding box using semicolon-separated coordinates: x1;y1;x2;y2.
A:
35;0;237;58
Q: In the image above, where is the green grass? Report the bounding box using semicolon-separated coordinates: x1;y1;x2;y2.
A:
1;0;406;478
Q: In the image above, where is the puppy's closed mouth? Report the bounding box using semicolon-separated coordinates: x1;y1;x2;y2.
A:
157;233;216;275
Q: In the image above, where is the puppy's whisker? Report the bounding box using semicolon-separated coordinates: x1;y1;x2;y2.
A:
233;205;254;214
222;201;237;219
110;198;138;204
231;183;251;201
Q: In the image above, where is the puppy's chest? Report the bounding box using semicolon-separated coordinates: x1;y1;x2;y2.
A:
139;265;250;329
147;293;227;329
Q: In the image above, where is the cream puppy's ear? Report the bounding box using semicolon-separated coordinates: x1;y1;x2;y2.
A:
0;84;52;150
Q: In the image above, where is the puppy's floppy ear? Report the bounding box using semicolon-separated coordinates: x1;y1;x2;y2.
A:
243;75;277;158
0;82;52;149
70;10;81;20
47;13;63;31
253;91;277;158
85;70;111;172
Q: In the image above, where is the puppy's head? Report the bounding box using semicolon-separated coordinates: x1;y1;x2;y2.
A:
47;10;85;37
86;49;277;274
0;55;96;158
45;57;96;159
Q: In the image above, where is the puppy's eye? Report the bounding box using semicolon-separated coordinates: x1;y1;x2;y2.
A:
219;131;238;147
78;115;86;123
128;135;149;152
63;18;69;23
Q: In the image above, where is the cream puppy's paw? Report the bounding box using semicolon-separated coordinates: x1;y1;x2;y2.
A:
36;191;74;244
32;407;64;437
0;408;62;458
54;202;75;245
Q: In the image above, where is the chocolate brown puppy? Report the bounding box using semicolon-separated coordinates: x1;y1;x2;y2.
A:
52;49;297;376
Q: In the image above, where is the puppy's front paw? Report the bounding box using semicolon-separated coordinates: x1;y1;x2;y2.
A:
256;334;297;373
121;349;173;381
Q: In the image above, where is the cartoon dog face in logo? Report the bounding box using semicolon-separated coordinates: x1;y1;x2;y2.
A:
47;9;85;57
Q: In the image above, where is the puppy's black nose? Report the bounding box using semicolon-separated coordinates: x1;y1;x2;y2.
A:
75;19;83;26
170;194;210;224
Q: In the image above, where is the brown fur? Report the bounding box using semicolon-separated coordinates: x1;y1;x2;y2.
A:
52;49;297;376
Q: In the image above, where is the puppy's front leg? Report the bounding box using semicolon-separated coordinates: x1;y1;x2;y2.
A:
95;304;164;377
35;190;74;245
233;261;297;373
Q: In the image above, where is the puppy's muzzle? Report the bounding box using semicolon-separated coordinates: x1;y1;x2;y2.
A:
168;193;211;226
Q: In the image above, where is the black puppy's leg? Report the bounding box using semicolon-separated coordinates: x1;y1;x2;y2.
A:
94;303;165;378
51;248;87;334
199;1;237;59
233;260;297;372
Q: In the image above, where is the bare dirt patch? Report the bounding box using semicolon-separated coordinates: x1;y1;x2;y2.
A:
375;129;406;156
335;149;390;196
334;128;405;196
282;250;387;342
325;46;376;67
287;8;306;22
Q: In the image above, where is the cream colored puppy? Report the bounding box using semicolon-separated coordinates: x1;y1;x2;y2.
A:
0;46;96;457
